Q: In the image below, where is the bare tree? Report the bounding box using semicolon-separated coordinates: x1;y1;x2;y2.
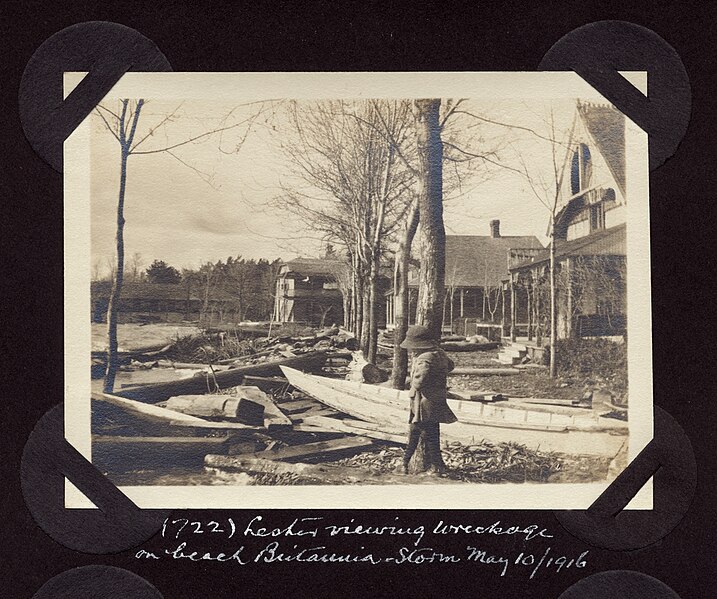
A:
277;99;415;363
124;252;144;282
511;109;576;376
95;100;266;391
558;255;626;337
482;260;502;323
454;103;579;376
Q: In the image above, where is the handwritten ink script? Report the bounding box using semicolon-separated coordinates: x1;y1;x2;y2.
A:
135;516;588;579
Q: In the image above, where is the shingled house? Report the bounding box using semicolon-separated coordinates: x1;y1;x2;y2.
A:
385;220;543;336
273;258;345;327
507;102;627;340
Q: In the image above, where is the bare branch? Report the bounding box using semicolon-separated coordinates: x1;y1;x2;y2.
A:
129;102;184;152
454;109;572;147
94;107;122;144
165;150;218;188
130;107;268;155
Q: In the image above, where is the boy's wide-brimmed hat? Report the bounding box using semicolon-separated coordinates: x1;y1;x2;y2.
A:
400;325;438;350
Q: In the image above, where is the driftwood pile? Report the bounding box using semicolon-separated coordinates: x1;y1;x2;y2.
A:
93;368;576;486
92;324;357;380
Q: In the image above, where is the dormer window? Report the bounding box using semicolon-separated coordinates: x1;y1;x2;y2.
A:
590;202;606;232
570;143;592;195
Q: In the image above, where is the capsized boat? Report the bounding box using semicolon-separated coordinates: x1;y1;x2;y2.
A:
280;366;628;458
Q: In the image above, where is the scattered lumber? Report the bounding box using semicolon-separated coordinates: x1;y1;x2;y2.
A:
216;347;294;365
204;455;457;485
229;436;374;462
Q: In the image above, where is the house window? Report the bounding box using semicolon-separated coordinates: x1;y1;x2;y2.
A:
590;202;605;232
570;144;592;195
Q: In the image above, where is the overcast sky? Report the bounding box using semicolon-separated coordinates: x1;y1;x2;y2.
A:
90;97;581;277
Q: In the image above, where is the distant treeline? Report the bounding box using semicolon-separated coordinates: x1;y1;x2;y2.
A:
93;255;282;324
183;256;283;324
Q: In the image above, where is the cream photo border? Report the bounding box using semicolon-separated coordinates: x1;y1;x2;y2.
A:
64;71;652;509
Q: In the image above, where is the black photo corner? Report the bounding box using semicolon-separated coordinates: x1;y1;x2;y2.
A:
1;2;716;597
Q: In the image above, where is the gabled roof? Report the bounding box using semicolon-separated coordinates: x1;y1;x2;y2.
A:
578;102;626;196
409;234;543;288
280;258;345;278
510;224;626;271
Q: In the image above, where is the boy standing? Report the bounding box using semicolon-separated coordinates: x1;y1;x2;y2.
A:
400;325;457;474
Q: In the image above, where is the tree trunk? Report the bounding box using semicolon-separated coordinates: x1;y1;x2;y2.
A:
104;100;143;392
549;235;557;377
103;149;129;392
391;200;419;389
366;254;380;364
536;278;543;346
342;292;350;330
360;272;371;357
410;98;445;473
353;262;363;340
413;99;446;339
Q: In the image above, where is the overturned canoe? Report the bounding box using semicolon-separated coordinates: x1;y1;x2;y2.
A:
280;367;628;458
115;351;327;404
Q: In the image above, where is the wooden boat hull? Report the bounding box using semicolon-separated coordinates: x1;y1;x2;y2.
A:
116;352;327;404
280;367;627;458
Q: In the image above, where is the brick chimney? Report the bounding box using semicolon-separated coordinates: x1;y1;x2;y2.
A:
489;219;501;238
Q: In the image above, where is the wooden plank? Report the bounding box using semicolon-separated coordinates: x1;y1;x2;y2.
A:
93;392;212;424
115;352;327;404
231;436;374;462
93;392;266;432
154;360;231;371
204;455;457;485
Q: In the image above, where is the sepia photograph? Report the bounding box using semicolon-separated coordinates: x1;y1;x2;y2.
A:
64;72;652;509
